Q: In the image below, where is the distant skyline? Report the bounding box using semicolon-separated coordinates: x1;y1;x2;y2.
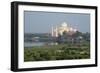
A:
24;11;90;33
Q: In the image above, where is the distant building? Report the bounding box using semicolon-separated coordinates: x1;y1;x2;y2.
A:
51;22;77;37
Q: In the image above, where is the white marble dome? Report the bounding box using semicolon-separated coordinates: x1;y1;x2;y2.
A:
61;22;68;27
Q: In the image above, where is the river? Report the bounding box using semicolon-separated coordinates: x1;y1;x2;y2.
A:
24;42;58;48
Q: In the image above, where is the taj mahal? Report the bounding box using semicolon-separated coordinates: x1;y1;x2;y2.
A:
51;22;77;37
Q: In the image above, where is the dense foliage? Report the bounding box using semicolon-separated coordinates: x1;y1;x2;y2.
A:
24;43;90;62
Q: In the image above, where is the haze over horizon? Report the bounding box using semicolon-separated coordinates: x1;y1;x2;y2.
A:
24;11;90;33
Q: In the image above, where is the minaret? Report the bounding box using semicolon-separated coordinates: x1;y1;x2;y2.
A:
51;26;54;37
55;26;58;37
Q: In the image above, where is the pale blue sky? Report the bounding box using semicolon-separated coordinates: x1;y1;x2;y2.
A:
24;11;90;33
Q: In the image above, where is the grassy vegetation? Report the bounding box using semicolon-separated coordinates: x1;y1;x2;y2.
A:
24;42;90;62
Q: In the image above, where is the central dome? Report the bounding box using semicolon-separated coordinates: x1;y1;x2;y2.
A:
61;22;68;27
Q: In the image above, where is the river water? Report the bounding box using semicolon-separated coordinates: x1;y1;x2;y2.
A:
24;42;58;48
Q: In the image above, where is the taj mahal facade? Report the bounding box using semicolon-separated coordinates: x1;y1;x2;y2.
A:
51;22;77;37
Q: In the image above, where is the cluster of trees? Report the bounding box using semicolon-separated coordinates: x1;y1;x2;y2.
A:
24;44;90;61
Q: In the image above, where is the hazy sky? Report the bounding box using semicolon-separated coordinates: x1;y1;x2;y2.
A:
24;11;90;33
